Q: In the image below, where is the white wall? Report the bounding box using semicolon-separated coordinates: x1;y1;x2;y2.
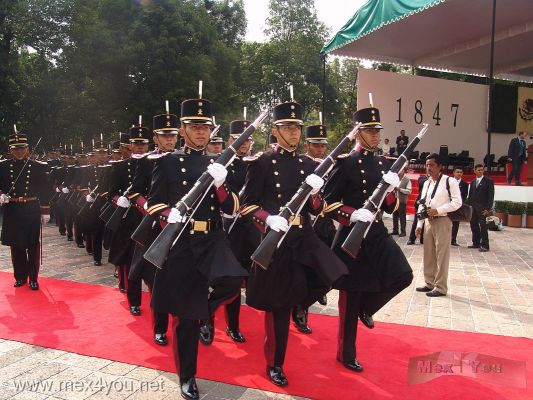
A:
357;68;513;164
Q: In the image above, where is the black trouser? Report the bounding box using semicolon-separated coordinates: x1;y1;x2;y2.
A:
392;203;407;234
224;294;241;331
128;279;168;334
172;277;241;379
117;264;129;291
90;224;104;262
11;243;40;282
337;276;412;363
65;214;73;238
451;221;460;243
508;160;523;184
470;209;489;249
74;219;84;245
408;214;423;243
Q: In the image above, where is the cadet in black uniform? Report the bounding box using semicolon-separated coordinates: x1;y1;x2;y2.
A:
206;133;223;155
199;118;258;345
239;101;348;387
126;109;179;345
108;125;150;300
0;131;50;290
146;98;247;400
57;153;77;241
323;107;413;372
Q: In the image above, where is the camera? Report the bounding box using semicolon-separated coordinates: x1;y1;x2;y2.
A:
416;201;429;220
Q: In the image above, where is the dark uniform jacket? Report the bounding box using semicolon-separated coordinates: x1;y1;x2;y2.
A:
467;176;494;213
0;158;50;247
240;147;347;311
324;148;413;292
107;157;142;265
147;147;247;319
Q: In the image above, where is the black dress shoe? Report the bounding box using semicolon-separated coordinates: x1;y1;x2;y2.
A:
426;290;446;297
391;231;399;235
317;294;328;306
154;333;168;346
479;247;489;252
76;243;85;248
60;232;66;236
451;241;459;246
67;235;73;241
338;358;363;372
114;269;119;278
266;366;288;386
14;280;26;287
94;260;102;266
179;377;199;400
292;306;312;334
199;319;214;345
226;327;246;343
359;312;374;329
467;245;480;249
416;286;432;292
399;232;406;237
29;281;39;290
406;240;415;245
129;306;141;316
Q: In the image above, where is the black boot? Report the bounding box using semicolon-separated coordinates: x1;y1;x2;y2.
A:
292;305;312;334
266;366;288;386
180;377;199;400
199;318;214;345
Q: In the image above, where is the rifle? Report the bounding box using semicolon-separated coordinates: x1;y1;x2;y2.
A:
105;185;133;233
77;185;99;218
143;110;268;269
250;123;360;270
99;201;114;223
341;123;429;258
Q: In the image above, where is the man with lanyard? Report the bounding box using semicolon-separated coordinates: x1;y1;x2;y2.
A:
415;153;462;297
239;100;348;386
124;109;179;346
0;130;50;290
146;97;247;400
323;107;413;372
107;124;150;298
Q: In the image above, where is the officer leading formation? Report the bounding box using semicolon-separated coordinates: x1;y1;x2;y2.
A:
1;86;415;400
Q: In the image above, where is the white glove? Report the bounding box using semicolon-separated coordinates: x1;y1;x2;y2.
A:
265;215;289;232
0;194;10;205
350;208;374;223
55;187;61;193
167;208;186;224
305;174;324;195
86;194;95;203
382;171;400;193
62;187;70;194
116;196;130;208
207;163;228;188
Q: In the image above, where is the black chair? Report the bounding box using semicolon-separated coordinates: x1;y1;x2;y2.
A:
484;154;497;171
496;155;508;172
409;151;419;168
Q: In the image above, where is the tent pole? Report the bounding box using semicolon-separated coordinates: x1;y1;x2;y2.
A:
486;0;497;177
322;54;326;124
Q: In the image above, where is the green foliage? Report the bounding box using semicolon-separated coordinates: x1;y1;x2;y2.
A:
507;201;526;215
493;200;508;213
527;202;533;216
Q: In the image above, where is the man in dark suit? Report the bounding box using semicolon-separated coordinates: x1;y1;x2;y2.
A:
396;129;409;156
507;131;527;185
468;164;494;252
451;167;468;246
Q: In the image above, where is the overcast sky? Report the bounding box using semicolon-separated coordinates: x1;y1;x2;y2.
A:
244;0;368;42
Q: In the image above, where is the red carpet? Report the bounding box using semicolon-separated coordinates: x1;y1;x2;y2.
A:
0;272;530;399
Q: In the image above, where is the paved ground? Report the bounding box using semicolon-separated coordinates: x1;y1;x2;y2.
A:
0;219;531;399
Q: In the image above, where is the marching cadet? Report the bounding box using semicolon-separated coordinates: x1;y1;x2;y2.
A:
239;100;348;386
57;152;77;241
49;154;69;236
108;124;150;298
206;133;224;154
83;141;111;266
146;97;247;400
46;148;61;224
0;130;50;290
125;108;179;345
322;107;413;372
199;117;257;345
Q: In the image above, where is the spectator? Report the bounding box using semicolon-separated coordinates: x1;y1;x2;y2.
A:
380;138;391;156
415;153;462;297
451;167;468;246
507;131;527;185
396;129;409;156
407;174;428;245
467;164;494;252
392;169;411;237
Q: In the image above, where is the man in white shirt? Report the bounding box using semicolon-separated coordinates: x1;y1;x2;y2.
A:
415;153;462;297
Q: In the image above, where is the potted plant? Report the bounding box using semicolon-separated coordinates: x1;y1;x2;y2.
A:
527;203;533;229
493;200;508;226
507;202;525;228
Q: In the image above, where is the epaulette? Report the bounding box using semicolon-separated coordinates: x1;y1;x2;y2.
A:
32;160;49;166
336;153;350;159
147;152;170;160
243;152;263;162
131;153;145;160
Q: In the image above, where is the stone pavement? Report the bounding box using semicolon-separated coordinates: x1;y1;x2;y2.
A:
0;219;531;399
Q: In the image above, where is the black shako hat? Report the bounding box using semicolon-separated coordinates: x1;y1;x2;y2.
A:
229;120;252;139
153;113;179;134
352;107;383;129
305;124;328;144
8;132;29;148
128;126;152;143
273;102;304;126
180;99;214;125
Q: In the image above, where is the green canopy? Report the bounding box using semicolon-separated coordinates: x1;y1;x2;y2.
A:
321;0;444;55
